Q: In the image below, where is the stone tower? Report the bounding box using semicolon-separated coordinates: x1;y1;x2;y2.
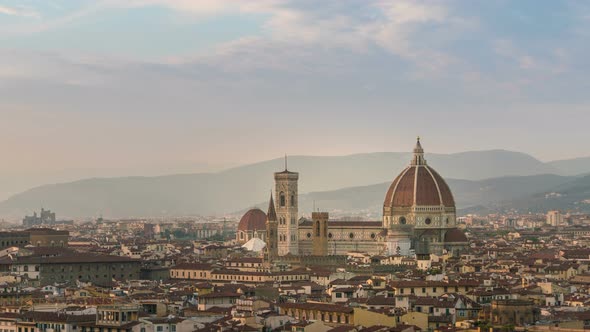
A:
312;212;329;256
275;158;299;256
265;193;278;262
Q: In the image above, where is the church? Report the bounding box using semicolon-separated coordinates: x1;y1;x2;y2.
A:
236;138;468;259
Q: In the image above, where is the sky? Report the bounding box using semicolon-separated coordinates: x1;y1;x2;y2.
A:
0;0;589;200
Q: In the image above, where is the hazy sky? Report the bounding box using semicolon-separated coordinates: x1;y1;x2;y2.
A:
1;0;590;199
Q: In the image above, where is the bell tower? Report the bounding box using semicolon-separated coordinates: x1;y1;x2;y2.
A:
265;193;278;263
312;212;329;256
275;156;299;256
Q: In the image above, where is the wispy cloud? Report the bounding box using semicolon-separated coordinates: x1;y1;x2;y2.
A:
0;4;40;18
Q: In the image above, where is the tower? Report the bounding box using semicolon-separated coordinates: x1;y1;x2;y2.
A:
311;212;329;256
312;212;329;256
265;193;278;262
275;157;299;256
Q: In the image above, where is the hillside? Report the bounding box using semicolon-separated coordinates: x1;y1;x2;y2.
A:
547;156;590;176
295;174;576;217
0;150;571;218
498;175;590;213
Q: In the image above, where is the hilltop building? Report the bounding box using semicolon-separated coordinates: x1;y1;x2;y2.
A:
23;208;73;227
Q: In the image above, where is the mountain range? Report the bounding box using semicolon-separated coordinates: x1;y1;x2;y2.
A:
0;150;588;218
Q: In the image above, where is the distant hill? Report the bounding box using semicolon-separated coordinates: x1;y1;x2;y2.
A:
547;156;590;176
0;150;571;218
295;174;576;217
498;175;590;213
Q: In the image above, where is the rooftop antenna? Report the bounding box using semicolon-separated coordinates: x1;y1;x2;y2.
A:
284;154;288;171
313;200;316;212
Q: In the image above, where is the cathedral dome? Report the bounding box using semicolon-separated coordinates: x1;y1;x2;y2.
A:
444;228;468;243
238;208;267;232
384;138;455;209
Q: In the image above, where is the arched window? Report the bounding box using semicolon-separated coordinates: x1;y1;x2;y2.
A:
291;194;295;207
316;221;320;236
280;192;286;207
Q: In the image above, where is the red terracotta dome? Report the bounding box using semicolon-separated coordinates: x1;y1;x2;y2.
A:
238;208;267;232
384;138;455;209
444;228;468;242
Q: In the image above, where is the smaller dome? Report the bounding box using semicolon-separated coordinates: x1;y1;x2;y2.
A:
238;208;267;232
444;229;468;243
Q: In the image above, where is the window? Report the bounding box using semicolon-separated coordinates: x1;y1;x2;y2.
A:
336;292;342;298
290;195;295;206
349;233;354;239
157;327;163;332
425;218;432;225
280;192;286;207
400;217;407;225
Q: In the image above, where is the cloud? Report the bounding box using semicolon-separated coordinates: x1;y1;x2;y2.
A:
0;5;40;18
149;0;469;79
493;39;569;76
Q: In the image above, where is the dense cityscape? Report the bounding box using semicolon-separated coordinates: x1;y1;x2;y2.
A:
0;140;589;332
2;1;589;331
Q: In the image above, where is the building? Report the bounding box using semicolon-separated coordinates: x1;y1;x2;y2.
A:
251;138;469;260
490;300;539;326
23;209;56;227
22;209;73;227
547;210;564;226
28;228;69;247
3;252;140;286
80;305;140;332
236;208;267;244
383;138;467;257
275;163;299;256
0;228;69;249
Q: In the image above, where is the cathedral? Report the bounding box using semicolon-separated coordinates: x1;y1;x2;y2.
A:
237;138;468;259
